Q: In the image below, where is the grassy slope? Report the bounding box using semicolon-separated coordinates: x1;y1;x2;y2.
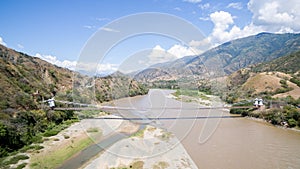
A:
252;50;300;74
241;72;294;95
226;50;300;101
30;136;94;169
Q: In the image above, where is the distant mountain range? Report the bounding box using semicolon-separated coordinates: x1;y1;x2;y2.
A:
134;33;300;83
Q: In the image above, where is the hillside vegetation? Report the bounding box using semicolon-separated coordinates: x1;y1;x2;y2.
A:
252;50;300;74
0;44;74;110
221;50;300;129
0;44;148;111
224;50;300;103
0;44;148;161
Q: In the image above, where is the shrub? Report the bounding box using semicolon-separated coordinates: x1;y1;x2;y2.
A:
86;128;99;133
230;108;242;114
270;116;282;125
290;77;300;87
241;110;250;117
273;87;293;94
279;79;288;88
288;118;297;127
16;163;27;169
33;145;44;150
4;154;29;165
63;119;79;126
31;135;43;143
43;129;60;137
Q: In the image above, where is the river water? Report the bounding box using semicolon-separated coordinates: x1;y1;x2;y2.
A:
109;89;300;169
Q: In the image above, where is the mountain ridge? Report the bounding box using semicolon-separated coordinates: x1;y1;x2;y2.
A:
134;33;300;83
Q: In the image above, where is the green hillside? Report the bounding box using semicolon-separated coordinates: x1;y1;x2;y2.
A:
0;44;148;160
252;50;300;74
0;44;148;111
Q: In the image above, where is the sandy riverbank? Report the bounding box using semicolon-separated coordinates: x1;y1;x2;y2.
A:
82;125;197;169
26;115;129;169
170;93;213;106
26;114;197;169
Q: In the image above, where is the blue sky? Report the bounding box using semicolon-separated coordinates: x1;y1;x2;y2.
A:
0;0;299;74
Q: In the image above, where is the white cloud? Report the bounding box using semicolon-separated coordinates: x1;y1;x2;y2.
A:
278;27;294;33
227;2;243;10
248;0;300;32
96;63;118;73
153;45;165;51
76;62;118;75
199;16;210;21
208;11;263;45
35;53;118;75
96;17;110;21
183;0;202;4
83;25;95;29
0;37;7;46
199;3;210;10
203;0;300;46
100;27;120;33
257;2;293;23
17;44;24;49
167;44;197;58
147;45;176;65
210;11;234;43
174;7;182;11
35;53;77;70
145;44;202;66
210;11;234;30
189;39;212;53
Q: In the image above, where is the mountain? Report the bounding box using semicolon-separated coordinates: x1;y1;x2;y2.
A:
0;45;149;160
225;50;300;102
134;33;300;83
0;44;148;111
251;50;300;74
0;44;75;110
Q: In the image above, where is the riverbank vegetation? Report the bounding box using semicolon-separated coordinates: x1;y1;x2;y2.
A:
230;97;300;128
225;70;300;128
0;109;78;168
173;89;211;100
30;134;94;169
196;51;300;128
172;89;212;105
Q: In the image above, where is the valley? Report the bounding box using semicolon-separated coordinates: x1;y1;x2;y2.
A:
0;32;300;169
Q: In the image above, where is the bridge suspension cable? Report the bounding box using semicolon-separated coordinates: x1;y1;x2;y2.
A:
47;99;257;111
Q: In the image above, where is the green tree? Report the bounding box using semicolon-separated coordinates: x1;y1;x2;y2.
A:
288;118;297;127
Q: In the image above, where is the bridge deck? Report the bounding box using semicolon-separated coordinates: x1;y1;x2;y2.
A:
54;106;254;111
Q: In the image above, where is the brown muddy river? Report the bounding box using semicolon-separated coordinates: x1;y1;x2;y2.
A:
109;89;300;169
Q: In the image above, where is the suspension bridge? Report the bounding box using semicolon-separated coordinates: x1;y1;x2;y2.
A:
53;106;255;111
47;98;255;111
40;98;258;120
